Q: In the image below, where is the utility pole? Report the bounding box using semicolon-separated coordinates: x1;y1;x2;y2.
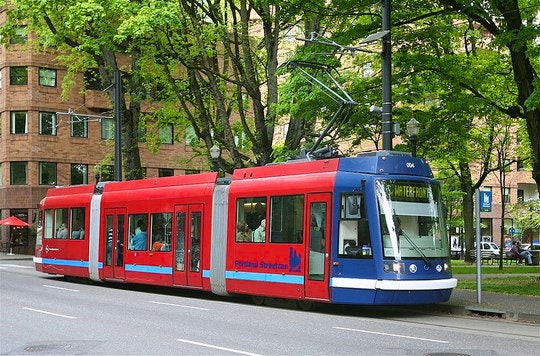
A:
114;70;122;181
381;0;393;151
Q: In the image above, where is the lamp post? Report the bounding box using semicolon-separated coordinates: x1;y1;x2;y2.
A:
209;144;220;173
406;118;420;157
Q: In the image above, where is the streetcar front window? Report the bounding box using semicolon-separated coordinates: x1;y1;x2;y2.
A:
376;180;449;259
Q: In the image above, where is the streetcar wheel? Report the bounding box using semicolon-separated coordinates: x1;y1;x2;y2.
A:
296;300;316;311
252;295;266;306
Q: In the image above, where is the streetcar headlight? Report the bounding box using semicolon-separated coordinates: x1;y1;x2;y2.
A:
383;261;405;274
444;262;451;272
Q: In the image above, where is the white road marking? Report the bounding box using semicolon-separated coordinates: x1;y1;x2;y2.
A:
333;326;448;344
176;339;263;356
23;307;77;320
149;300;209;311
0;264;33;269
43;284;80;292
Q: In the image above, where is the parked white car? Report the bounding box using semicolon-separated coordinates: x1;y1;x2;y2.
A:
475;242;501;258
451;241;501;259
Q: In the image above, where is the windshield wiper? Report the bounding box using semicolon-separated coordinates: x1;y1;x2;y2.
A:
393;212;432;267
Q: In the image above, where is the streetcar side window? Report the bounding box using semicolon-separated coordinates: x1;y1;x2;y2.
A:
43;209;53;239
128;214;148;251
270;195;304;244
235;197;266;242
70;207;85;239
151;212;172;251
338;194;372;258
55;208;68;239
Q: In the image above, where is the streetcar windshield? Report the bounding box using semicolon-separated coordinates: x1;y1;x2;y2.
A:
376;180;449;259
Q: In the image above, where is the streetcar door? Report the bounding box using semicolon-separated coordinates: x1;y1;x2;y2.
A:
173;204;203;288
304;194;331;301
103;208;126;280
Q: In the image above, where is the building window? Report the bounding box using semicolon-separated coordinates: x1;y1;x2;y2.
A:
10;162;27;185
39;112;57;135
185;169;200;175
71;164;88;185
158;168;174;177
9;26;28;44
11;111;28;134
159;124;174;144
517;189;524;202
185;126;197;146
9;210;29;246
10;67;28;85
517;159;527;171
71;118;88;138
101;118;114;139
39;162;57;185
39;68;57;87
503;187;511;204
480;218;492;240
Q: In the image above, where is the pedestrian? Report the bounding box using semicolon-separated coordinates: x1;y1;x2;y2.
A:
509;240;533;265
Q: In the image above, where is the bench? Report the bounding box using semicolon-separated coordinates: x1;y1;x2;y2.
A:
503;251;522;265
470;250;497;265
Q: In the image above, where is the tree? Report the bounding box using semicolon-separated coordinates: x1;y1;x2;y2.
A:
113;0;327;171
313;0;539;262
508;200;540;242
438;0;540;194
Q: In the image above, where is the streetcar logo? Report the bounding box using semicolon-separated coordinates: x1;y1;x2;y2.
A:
289;247;301;272
45;246;59;253
436;264;443;272
409;264;417;273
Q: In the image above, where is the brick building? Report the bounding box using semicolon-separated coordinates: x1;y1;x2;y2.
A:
0;12;208;254
476;165;539;247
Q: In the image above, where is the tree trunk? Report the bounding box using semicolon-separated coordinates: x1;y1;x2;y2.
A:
98;48;143;180
460;162;475;263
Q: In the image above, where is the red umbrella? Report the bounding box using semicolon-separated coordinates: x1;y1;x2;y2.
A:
0;216;29;227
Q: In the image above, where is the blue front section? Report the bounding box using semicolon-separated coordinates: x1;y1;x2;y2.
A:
329;154;455;305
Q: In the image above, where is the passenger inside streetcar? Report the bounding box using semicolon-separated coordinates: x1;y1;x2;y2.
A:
132;221;148;250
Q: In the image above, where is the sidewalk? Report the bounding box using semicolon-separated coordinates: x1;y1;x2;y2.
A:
2;254;539;323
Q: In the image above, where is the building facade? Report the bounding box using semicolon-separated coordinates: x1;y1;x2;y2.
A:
478;166;539;247
0;11;208;254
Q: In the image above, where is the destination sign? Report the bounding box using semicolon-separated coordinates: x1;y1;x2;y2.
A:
389;183;430;202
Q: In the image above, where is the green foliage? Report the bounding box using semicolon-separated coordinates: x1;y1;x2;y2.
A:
508;200;540;231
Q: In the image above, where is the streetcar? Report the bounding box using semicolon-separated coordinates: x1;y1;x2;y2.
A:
34;151;457;307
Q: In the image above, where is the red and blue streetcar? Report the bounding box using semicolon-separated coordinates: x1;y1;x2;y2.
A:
34;151;457;307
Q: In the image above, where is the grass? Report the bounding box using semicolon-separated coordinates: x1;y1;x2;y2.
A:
451;260;540;296
457;276;540;296
451;260;540;275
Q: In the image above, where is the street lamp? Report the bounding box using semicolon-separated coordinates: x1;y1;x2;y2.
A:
406;118;420;157
209;144;220;173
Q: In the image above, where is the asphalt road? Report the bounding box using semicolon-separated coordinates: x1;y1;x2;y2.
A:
1;260;539;355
